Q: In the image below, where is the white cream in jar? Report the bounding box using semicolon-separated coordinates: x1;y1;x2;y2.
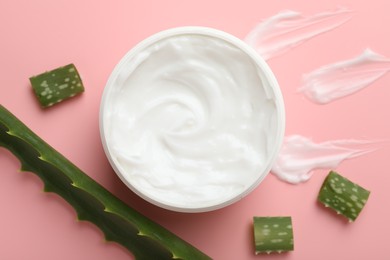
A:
100;27;285;212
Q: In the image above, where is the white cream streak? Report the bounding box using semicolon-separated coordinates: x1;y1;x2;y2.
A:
271;135;382;184
299;49;390;104
244;7;353;60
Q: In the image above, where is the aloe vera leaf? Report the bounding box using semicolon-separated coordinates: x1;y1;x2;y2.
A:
29;64;84;107
0;105;211;260
253;216;294;254
318;171;370;222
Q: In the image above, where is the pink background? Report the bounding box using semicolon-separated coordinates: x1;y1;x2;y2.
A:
1;0;390;259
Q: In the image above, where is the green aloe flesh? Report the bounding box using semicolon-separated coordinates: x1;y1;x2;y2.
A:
318;171;370;222
0;105;211;260
29;64;84;107
253;216;294;254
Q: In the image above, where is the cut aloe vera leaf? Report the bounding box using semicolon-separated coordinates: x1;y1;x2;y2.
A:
318;171;370;222
29;64;84;107
253;216;294;254
0;105;211;260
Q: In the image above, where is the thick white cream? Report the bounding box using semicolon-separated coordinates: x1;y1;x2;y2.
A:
100;28;284;211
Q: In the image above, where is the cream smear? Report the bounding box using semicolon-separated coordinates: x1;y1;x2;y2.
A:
299;49;390;104
244;7;352;60
271;135;380;184
101;28;284;211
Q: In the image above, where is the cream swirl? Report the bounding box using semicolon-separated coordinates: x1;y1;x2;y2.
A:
101;29;283;211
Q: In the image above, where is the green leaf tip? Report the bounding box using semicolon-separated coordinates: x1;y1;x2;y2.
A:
253;216;294;254
29;64;85;108
318;171;370;222
0;104;211;260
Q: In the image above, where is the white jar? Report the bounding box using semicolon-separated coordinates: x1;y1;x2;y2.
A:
100;27;285;212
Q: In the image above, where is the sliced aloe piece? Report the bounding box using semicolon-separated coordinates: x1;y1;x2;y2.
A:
29;64;84;107
0;105;211;260
318;171;370;222
253;216;294;254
